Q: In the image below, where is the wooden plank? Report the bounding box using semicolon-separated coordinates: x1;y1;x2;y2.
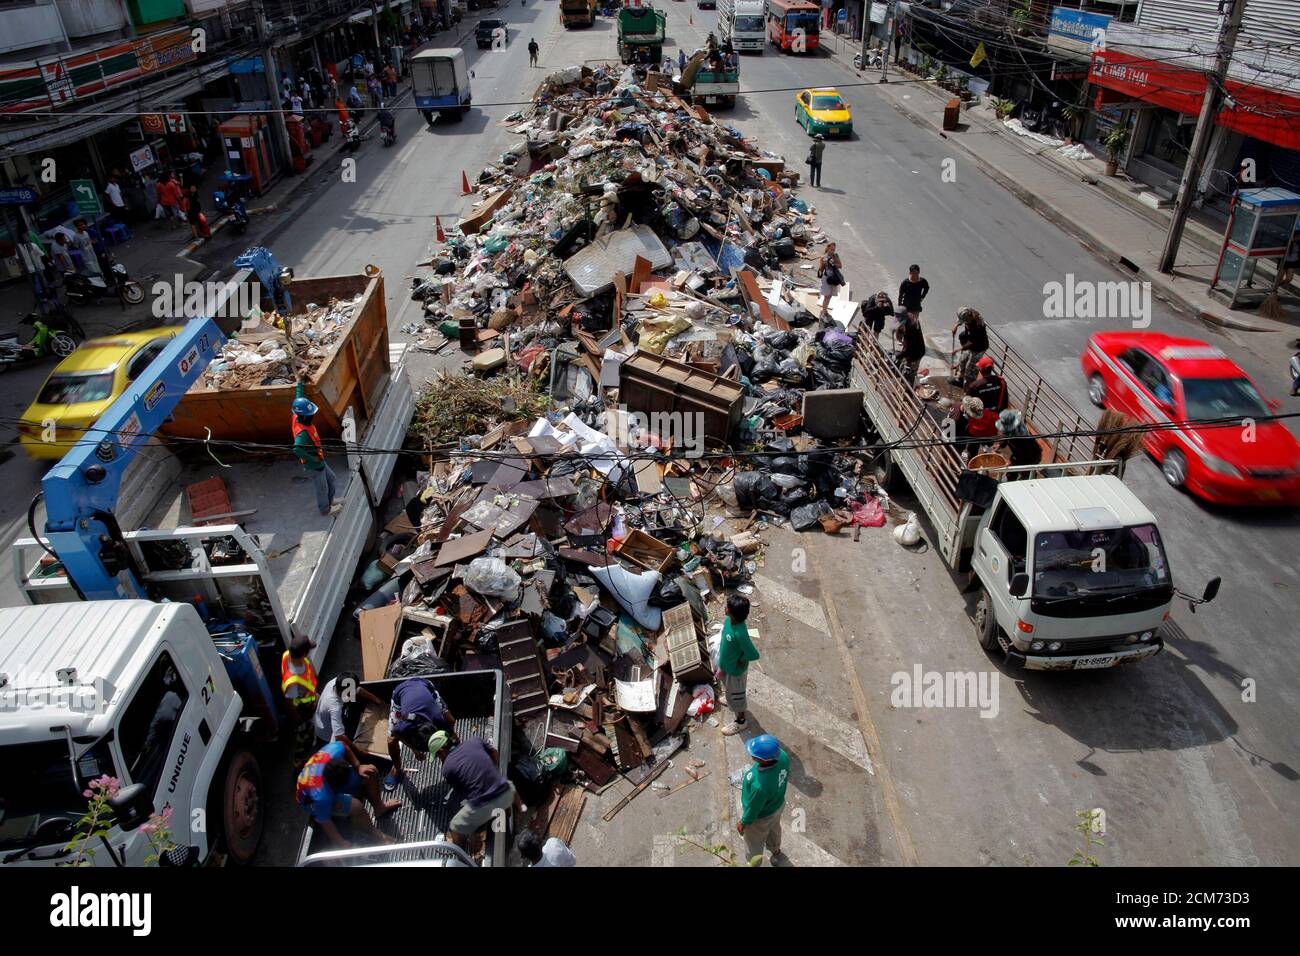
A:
546;787;587;845
601;758;671;822
359;603;403;681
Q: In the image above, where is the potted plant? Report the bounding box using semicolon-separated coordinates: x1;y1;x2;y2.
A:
1061;93;1088;142
958;76;973;102
992;97;1015;120
1103;122;1131;176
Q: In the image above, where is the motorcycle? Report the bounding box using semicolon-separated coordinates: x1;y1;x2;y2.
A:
0;310;86;372
853;48;883;70
378;109;397;147
343;119;362;152
212;186;250;235
63;255;145;308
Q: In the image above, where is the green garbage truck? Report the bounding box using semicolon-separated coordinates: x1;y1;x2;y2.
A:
617;5;667;65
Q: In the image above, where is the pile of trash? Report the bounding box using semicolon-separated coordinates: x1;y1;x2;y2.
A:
200;297;361;390
350;66;906;833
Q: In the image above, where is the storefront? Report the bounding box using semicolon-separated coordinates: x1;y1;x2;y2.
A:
1089;45;1300;207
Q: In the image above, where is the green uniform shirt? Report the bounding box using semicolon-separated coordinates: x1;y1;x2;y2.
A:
293;381;325;471
740;749;789;825
718;617;759;677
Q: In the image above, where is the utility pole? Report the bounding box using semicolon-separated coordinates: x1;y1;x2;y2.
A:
372;3;383;57
253;0;293;174
880;0;896;83
858;2;870;68
1158;0;1246;274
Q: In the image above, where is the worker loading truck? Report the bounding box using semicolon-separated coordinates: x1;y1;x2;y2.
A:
850;322;1220;670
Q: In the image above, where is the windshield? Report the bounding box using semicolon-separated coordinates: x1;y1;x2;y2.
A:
735;15;765;30
1033;524;1169;598
1181;377;1268;420
811;96;845;111
786;13;819;32
0;739;116;855
37;372;115;406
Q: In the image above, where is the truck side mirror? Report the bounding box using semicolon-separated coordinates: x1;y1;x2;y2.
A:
1202;576;1221;604
1009;573;1029;599
107;782;154;833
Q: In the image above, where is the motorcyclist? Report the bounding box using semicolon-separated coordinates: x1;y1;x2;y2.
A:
378;104;396;136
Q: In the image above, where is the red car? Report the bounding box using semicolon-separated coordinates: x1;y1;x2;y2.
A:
1081;331;1300;506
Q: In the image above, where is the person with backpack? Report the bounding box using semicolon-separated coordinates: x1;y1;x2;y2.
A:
817;241;844;318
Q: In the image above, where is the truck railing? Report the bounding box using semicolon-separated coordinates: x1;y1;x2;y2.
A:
851;323;1125;566
300;839;477;867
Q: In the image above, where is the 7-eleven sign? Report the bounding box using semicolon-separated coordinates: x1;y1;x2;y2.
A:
40;60;75;104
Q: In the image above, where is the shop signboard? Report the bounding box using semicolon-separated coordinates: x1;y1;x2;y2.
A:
129;145;156;173
0;187;38;206
1048;6;1111;53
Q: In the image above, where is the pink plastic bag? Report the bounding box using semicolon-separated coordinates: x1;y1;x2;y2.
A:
849;496;887;528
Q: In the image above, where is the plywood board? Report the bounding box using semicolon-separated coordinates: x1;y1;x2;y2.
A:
352;707;389;760
359;603;403;681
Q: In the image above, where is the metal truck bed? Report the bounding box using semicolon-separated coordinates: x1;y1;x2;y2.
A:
12;347;413;668
851;324;1116;566
297;670;511;868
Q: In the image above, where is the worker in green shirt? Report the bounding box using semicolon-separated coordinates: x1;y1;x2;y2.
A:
738;733;789;866
292;372;339;516
718;593;759;736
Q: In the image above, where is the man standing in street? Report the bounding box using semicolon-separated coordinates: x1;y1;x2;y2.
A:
737;734;790;866
528;38;540;67
808;133;825;188
897;263;930;315
292;372;339;516
104;175;128;223
719;593;759;736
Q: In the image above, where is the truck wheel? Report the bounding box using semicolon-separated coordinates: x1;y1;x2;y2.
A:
870;448;899;492
974;588;1000;652
1087;373;1106;408
212;749;264;865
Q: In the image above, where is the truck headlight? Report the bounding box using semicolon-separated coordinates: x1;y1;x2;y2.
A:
1047;641;1062;652
1203;455;1243;479
1140;630;1155;642
1125;633;1140;644
1030;640;1045;651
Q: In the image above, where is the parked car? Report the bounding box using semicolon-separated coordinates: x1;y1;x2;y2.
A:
1081;331;1300;506
18;327;180;461
795;87;852;137
476;18;508;48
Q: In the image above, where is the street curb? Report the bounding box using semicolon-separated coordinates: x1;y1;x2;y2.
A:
822;45;1287;336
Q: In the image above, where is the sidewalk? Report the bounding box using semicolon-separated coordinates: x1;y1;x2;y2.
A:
824;45;1300;338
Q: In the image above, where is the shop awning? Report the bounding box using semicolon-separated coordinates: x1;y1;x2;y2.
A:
1089;48;1300;151
349;9;375;23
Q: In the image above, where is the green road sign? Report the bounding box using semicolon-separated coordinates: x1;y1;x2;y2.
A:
71;179;102;216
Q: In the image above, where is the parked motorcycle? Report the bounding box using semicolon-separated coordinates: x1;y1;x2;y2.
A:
0;310;86;372
854;48;883;70
63;255;145;308
212;185;251;235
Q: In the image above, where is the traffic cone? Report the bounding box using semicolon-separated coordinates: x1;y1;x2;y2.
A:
461;171;472;195
435;215;445;242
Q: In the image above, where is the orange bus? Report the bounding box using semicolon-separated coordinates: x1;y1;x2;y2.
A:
766;0;820;53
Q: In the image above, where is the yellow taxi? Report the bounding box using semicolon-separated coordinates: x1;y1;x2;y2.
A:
795;87;853;137
19;327;181;461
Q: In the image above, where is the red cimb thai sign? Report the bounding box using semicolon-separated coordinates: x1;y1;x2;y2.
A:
1089;48;1300;150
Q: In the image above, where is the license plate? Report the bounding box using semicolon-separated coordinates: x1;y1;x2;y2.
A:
827;126;840;134
1075;655;1118;670
1257;489;1282;501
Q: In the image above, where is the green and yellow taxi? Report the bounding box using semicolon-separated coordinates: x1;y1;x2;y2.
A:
19;327;180;461
795;87;853;137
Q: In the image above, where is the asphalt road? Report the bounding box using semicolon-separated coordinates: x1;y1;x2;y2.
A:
1;3;1295;865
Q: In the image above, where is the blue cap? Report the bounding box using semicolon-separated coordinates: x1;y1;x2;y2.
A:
292;397;318;417
746;734;781;762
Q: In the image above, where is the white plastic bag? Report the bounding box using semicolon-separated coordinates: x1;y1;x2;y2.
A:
464;557;522;601
893;511;922;547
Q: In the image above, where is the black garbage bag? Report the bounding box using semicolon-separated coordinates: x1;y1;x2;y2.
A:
811;360;850;390
733;471;780;511
767;330;798;351
386;650;451;679
650;577;684;608
750;357;778;383
781;486;810;508
769;455;801;475
790;500;833;531
720;342;755;378
816;336;854;369
776;358;807;385
509;753;549;807
773;237;797;260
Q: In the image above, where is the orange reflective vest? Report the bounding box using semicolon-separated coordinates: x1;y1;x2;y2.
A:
292;417;323;468
281;651;318;703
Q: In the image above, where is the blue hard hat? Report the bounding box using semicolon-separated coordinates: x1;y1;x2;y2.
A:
292;397;318;417
746;734;781;762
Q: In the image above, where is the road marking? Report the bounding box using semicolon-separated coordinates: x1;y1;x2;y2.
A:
808;549;921;866
753;573;828;632
652;829;847;867
746;669;875;774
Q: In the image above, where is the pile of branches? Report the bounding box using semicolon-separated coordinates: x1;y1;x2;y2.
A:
409;371;553;446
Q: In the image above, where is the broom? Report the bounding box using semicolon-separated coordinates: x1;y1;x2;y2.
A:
1094;408;1144;461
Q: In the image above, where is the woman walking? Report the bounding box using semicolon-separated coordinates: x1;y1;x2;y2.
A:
817;242;845;318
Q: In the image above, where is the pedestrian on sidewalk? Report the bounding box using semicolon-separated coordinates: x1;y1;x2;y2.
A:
817;241;844;318
290;92;304;118
70;220;103;278
1290;341;1300;397
737;734;790;867
104;175;128;223
897;263;930;315
807;133;825;187
158;173;183;227
384;62;398;98
48;233;73;274
367;74;383;108
719;593;759;736
528;38;539;67
293;372;339;517
184;185;206;240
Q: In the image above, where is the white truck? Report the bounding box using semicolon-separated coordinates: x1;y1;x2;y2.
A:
0;601;276;866
12;271;413;675
718;0;766;52
850;324;1219;671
